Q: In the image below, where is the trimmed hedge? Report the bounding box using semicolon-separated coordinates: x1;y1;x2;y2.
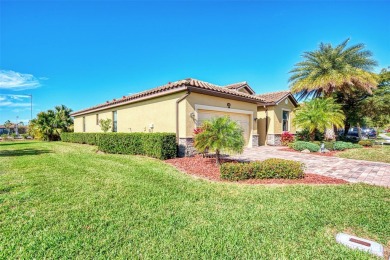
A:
60;132;177;160
288;141;320;152
333;141;362;151
323;141;335;151
220;158;305;181
358;140;373;147
60;133;101;145
220;162;259;181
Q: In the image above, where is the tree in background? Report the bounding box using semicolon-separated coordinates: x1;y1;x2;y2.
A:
289;39;378;139
293;98;345;141
99;118;112;132
361;68;390;130
194;116;245;165
54;105;73;131
4;120;12;135
28;105;73;141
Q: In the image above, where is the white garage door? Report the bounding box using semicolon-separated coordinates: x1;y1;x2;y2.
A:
197;109;250;146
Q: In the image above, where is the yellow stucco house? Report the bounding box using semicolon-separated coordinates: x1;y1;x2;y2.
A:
71;78;298;156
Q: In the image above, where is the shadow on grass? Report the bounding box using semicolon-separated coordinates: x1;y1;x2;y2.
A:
0;149;52;157
0;141;38;147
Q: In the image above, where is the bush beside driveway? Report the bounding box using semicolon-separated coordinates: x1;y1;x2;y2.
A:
231;146;390;187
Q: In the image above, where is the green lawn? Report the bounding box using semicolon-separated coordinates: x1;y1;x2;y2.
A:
1;142;389;259
337;145;390;163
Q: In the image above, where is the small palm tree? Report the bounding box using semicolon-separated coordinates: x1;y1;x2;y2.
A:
293;98;345;141
194;116;245;165
54;105;73;132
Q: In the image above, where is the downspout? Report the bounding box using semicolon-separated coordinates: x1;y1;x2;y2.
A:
176;90;191;143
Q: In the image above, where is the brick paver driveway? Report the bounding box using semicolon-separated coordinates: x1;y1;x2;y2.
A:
230;146;390;187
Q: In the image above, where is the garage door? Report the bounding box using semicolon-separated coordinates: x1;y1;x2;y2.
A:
197;109;250;146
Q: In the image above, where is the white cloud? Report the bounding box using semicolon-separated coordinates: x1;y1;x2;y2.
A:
0;96;5;102
0;70;44;91
0;101;31;107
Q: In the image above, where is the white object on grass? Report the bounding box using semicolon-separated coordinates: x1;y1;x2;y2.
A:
335;233;384;257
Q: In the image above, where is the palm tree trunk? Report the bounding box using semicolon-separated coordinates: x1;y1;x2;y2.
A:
310;131;315;141
215;149;221;165
324;127;336;141
357;123;362;140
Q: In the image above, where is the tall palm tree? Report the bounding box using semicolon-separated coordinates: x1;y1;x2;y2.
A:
289;38;378;100
289;39;378;139
293;98;345;141
194;116;245;165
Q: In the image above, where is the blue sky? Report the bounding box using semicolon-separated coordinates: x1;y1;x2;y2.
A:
1;0;389;124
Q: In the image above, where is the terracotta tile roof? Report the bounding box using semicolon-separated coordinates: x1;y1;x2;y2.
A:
224;81;248;90
224;81;256;95
71;78;266;116
256;90;292;103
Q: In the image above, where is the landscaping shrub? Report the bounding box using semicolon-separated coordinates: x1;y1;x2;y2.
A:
323;141;335;151
358;140;373;147
255;159;305;179
336;135;359;143
311;141;321;146
220;159;304;181
61;132;177;160
289;141;320;152
60;133;100;145
333;141;363;151
220;162;257;181
295;129;324;142
281;131;295;146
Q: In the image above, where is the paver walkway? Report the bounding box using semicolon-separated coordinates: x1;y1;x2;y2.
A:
230;146;390;187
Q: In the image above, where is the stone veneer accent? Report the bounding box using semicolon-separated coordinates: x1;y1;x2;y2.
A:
252;134;259;147
267;134;282;146
178;138;196;157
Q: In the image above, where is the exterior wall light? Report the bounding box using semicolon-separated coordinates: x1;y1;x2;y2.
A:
227;103;231;108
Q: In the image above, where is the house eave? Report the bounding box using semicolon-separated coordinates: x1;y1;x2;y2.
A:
71;86;188;117
187;86;266;105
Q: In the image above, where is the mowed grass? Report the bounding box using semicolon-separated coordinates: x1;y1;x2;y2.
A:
0;142;389;259
337;145;390;163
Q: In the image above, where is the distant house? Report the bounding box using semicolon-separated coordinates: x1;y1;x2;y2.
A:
71;78;298;156
0;123;27;135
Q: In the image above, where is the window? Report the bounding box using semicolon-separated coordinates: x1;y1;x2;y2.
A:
112;111;117;132
96;114;99;125
282;111;289;132
83;116;86;132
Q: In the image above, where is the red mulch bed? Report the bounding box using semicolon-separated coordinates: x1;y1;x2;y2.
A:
165;155;347;185
278;147;340;157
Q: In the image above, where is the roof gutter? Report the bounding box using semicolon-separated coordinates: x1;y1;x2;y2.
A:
71;86;188;117
176;90;191;143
